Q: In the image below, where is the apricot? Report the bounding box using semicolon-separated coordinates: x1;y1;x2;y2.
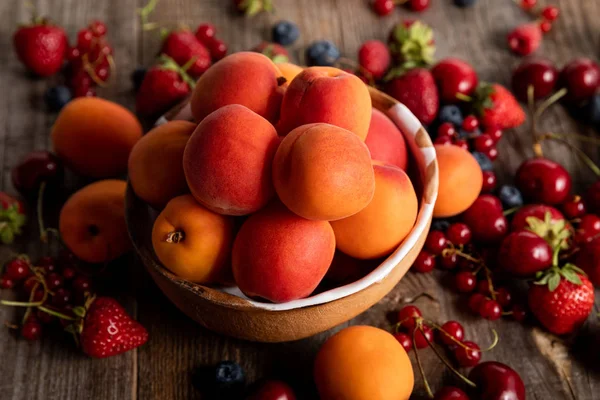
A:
190;52;284;123
232;202;335;303
128;121;196;209
59;180;130;263
314;326;414;400
331;162;418;259
434;144;483;218
152;195;234;283
272;123;375;221
277;62;303;82
277;67;372;140
184;104;279;216
365;108;409;170
51;97;143;178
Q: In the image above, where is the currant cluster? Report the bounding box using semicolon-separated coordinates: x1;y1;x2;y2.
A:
508;1;560;56
372;0;430;16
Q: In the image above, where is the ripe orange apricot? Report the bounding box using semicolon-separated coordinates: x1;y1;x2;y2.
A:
51;97;143;178
59;180;130;263
434;144;483;218
277;62;303;82
330;162;418;259
365;108;409;170
128;121;196;209
152;195;234;283
314;326;414;400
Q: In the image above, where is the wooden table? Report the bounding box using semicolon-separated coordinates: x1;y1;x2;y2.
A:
1;0;600;399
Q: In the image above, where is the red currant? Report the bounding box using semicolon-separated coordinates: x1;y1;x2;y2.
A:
32;289;45;302
62;267;76;280
73;276;93;294
496;288;513;308
46;273;64;290
511;304;528;322
412;251;436;273
446;223;472;245
437;122;456;138
435;136;453;145
77;29;94;52
462;115;479;132
372;0;394;16
468;293;486;314
4;259;30;280
454;341;481;367
482;146;498;161
455;271;477;293
250;380;295;400
195;24;216;44
453;139;469;151
95;66;110;82
393;332;413;352
480;299;502;320
481;170;497;193
425;230;448;255
520;0;537;10
439;252;458;270
541;6;559;21
438;321;465;346
21;321;42;341
23;277;38;293
486;127;503;143
397;305;422;331
474;134;494;152
89;20;107;37
539;20;552;34
409;0;430;12
52;288;72;307
414;325;433;349
67;46;81;62
0;276;14;289
562;195;586;219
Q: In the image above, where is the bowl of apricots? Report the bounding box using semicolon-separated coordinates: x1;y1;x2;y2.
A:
125;52;439;342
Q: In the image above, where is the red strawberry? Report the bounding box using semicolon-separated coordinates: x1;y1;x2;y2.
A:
385;68;439;125
358;40;391;80
234;0;274;16
136;55;194;117
252;41;289;63
161;29;211;77
472;83;525;129
507;23;542;56
80;297;148;358
528;266;594;335
13;19;68;77
0;192;26;244
431;58;478;103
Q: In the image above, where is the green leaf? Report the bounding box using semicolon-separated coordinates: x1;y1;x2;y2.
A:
0;227;14;244
561;270;582;285
271;54;289;64
72;306;86;318
548;274;561;292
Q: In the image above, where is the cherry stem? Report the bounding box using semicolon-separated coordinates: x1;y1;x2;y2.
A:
540;134;600;177
419;325;477;388
534;88;568;120
442;247;481;264
37;182;47;243
503;206;521;216
428;321;500;352
402;292;438;304
37;306;76;321
0;300;43;307
455;93;472;102
412;326;434;399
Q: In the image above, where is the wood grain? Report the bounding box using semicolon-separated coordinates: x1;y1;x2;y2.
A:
1;0;600;399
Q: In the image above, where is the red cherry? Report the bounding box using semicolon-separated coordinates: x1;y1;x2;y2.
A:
496;288;513;308
11;150;64;196
539;20;552;34
437;122;456;138
0;276;14;289
481;171;497;193
414;325;433;349
438;321;465;346
434;386;470;400
511;204;565;231
454;341;481;367
511;57;558;101
4;259;30;281
482;146;498;161
480;299;502;320
486;127;503;143
205;37;228;61
516;158;572;205
440;252;459;270
77;29;94;52
511;304;528;322
435;136;453;145
397;305;422;331
412;251;436;273
575;214;600;244
455;271;477;293
462;195;508;243
250;380;296;400
559;58;600;103
468;362;526;400
409;0;429;12
21;321;42;341
425;230;448;255
431;58;478;103
520;0;537;10
393;332;413;352
462;115;479;132
372;0;394;16
562;195;586;219
195;24;216;44
473;134;494;152
498;230;552;276
446;223;472;245
468;293;486;314
453;139;469;151
541;6;559;21
89;20;107;37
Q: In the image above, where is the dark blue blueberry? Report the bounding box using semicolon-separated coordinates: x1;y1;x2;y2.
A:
272;20;300;46
458;127;481;139
44;86;72;112
438;105;464;127
214;361;245;390
131;67;147;92
579;94;600;125
305;40;340;67
454;0;477;7
471;151;493;171
499;185;524;208
431;219;451;232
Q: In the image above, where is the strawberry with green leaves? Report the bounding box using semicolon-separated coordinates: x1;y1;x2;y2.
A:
385;68;439;125
386;20;435;70
161;29;211;78
13;18;68;77
252;42;289;64
467;83;526;129
0;192;25;245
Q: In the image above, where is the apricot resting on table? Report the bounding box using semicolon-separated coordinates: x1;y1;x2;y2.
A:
365;108;408;170
190;52;285;123
331;161;418;259
51;97;142;178
184;104;279;216
128;120;196;209
59;180;130;263
434;144;483;218
232;202;335;303
152;195;234;284
272;123;375;221
314;326;414;400
277;62;304;82
277;67;372;140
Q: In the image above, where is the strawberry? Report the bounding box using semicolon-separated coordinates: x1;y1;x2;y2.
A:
507;23;542;56
471;83;525;129
252;42;289;63
79;297;148;358
528;265;594;335
234;0;274;16
135;55;195;117
387;20;435;69
161;29;211;78
385;68;439;125
13;18;68;77
358;40;391;80
0;192;25;244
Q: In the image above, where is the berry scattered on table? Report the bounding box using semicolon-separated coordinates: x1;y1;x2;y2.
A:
511;57;558;101
558;57;600;104
498;184;524;208
305;40;340;66
372;0;395;16
431;58;478;103
11;150;64;196
44;86;72;112
358;40;391;80
272;20;300;46
161;28;211;77
252;42;289;63
214;361;246;392
13;18;68;77
385;68;439;125
507;23;542;56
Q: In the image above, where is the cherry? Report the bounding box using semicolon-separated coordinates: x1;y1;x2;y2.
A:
414;325;433;349
454;341;481;367
434;386;470;400
482;146;498;161
412;251;436;273
462;195;508;243
46;273;64;290
481;171;497;193
425;230;448;255
21;321;42;341
11;150;64;195
575;214;600;244
195;24;216;43
516;158;572;205
205;37;228;61
447;223;472;245
511;204;564;231
498;230;552;276
0;276;14;289
73;276;93;294
51;288;72;307
77;29;94;52
435;136;453;145
520;0;537;10
541;6;559;21
485;127;503;143
462;115;479;132
249;380;296;400
496;288;512;308
397;305;422;331
372;0;394;16
408;0;429;12
37;256;56;273
468;293;486;314
431;58;478;103
439;252;459;270
437;122;457;138
480;299;502;320
468;361;526;400
438;321;464;346
473;134;494;153
511;57;558;101
511;304;528;322
4;259;30;280
89;20;107;37
559;58;600;103
393;332;413;352
455;271;477;293
453;139;469;151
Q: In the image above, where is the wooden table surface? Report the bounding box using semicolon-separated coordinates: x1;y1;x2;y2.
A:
1;0;600;399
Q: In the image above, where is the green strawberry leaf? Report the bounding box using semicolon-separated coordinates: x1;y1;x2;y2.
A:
548;273;561;292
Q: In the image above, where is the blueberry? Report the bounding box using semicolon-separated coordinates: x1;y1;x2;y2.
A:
471;151;493;171
438;105;464;127
457;127;481;139
131;67;147;92
305;40;340;67
214;361;245;391
579;94;600;125
431;219;450;232
499;185;524;208
44;86;72;112
272;20;300;46
454;0;477;7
